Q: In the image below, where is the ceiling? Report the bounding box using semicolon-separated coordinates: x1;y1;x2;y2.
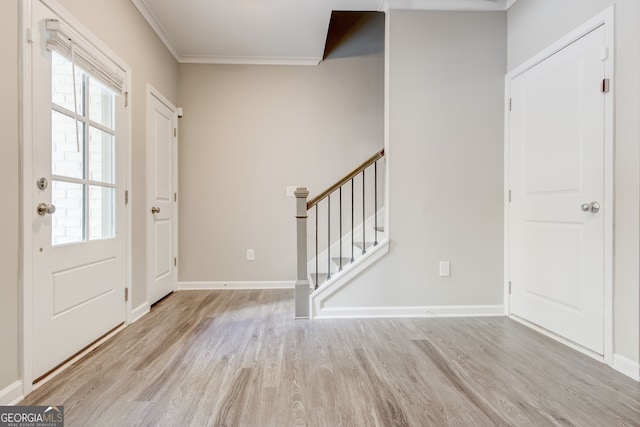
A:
131;0;518;65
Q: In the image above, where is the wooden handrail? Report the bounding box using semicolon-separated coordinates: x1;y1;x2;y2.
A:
307;148;384;210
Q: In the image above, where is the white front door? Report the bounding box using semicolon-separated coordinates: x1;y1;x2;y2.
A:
31;1;127;378
147;90;177;305
509;25;607;354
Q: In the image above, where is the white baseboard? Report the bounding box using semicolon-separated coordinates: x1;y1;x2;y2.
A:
0;380;23;405
613;353;640;381
131;302;150;323
178;281;295;290
314;304;505;319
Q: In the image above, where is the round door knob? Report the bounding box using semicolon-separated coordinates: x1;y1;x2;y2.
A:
151;207;161;214
581;202;600;213
37;203;56;216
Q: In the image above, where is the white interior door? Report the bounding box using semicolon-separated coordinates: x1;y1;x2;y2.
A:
147;90;177;305
508;26;607;354
31;0;127;378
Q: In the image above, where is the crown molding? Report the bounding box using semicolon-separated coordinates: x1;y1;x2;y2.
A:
384;0;508;11
130;0;183;62
180;55;322;66
506;0;520;9
132;0;518;66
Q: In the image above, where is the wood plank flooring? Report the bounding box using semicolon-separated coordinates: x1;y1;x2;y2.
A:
20;290;640;426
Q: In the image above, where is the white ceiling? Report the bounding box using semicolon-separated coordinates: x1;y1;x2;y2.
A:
131;0;517;65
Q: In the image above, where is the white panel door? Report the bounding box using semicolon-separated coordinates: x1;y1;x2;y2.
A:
509;26;606;354
31;1;126;378
147;91;177;305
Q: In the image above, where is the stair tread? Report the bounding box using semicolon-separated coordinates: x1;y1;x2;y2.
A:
310;272;329;287
354;241;378;250
331;257;353;268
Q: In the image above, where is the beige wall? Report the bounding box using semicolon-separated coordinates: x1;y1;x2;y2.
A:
177;56;384;282
0;0;20;391
508;0;640;368
0;0;178;397
325;11;507;307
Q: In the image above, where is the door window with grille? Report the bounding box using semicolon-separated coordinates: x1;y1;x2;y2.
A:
51;52;116;245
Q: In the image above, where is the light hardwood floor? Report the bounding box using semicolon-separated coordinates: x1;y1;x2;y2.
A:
21;290;640;426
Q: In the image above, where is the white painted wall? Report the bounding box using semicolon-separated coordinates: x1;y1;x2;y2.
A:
177;55;384;282
323;11;507;308
0;0;178;399
507;0;640;373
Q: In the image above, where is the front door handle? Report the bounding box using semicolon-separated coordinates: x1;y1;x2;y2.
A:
151;207;161;214
37;203;56;216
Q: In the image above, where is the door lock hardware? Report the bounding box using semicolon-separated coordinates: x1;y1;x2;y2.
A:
37;203;56;216
37;177;48;190
151;207;161;214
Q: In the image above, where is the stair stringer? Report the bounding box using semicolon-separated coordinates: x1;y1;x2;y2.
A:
309;238;389;319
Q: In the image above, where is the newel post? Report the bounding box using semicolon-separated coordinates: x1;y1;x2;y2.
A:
294;187;310;319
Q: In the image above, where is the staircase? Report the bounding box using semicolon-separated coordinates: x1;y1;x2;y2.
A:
293;149;389;319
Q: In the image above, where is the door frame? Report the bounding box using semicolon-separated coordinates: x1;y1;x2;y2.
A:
504;7;614;364
19;0;133;396
145;84;179;305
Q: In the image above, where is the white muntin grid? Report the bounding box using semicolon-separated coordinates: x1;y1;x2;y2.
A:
50;52;116;245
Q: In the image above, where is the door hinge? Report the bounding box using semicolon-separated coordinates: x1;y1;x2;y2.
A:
601;78;610;93
509;189;512;202
174;257;177;267
174;193;177;202
125;288;129;302
125;190;129;205
509;98;512;111
124;91;129;107
26;28;33;44
174;128;177;137
509;281;512;294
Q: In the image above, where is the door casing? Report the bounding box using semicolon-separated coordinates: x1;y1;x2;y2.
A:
504;6;614;364
20;0;133;395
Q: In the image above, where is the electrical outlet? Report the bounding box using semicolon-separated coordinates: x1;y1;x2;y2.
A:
439;261;450;277
286;186;297;197
247;249;255;261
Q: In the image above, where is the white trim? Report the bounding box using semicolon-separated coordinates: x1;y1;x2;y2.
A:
0;381;24;406
20;0;34;399
20;0;133;396
385;0;507;11
178;281;295;290
506;8;614;77
314;305;505;320
310;239;390;318
503;6;615;366
383;10;390;239
181;56;322;66
131;302;150;323
146;85;179;306
129;0;181;62
612;354;640;382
